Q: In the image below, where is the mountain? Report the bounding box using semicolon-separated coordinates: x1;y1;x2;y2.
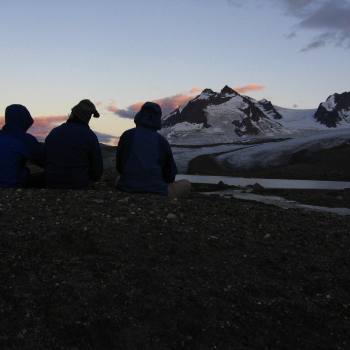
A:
162;86;286;143
161;87;350;145
314;92;350;127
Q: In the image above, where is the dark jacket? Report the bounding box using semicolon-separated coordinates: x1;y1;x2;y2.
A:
45;119;103;189
116;103;177;195
0;105;44;188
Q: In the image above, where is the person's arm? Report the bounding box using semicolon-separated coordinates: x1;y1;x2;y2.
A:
89;133;103;182
161;137;177;183
24;134;45;167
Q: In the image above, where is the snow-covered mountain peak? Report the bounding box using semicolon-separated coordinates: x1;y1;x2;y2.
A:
194;89;216;101
161;86;287;143
220;85;238;97
202;88;215;95
315;92;350;127
161;88;350;146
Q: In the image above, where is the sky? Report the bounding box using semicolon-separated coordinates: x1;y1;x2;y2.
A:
0;0;349;140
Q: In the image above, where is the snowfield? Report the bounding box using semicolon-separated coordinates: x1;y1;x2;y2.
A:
172;144;252;173
160;88;350;174
162;106;332;146
274;107;321;131
215;128;350;171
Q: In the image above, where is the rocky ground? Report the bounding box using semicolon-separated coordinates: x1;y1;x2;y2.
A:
0;186;349;349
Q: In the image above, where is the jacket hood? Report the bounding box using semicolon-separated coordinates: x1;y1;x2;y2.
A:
134;102;162;130
4;104;33;132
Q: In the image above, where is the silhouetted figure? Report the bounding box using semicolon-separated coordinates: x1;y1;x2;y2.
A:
45;100;103;189
116;102;190;197
0;104;45;188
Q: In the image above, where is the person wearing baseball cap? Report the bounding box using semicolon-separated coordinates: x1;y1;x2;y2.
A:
45;99;103;189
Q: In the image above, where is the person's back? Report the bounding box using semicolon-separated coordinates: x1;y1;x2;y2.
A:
116;102;178;196
45;100;103;189
0;104;44;188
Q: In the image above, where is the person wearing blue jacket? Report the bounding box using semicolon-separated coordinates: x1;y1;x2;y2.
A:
0;104;45;188
116;102;190;197
45;99;103;189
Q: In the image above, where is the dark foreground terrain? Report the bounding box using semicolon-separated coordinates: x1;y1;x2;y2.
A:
0;188;349;349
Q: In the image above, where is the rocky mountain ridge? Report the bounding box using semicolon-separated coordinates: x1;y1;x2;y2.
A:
162;86;286;141
161;87;350;143
314;92;350;127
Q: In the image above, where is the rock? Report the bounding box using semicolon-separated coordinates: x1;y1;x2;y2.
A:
92;199;104;204
166;213;177;220
251;183;265;193
217;181;226;190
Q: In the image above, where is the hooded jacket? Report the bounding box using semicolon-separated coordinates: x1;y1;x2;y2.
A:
116;102;177;195
45;119;103;189
0;105;44;188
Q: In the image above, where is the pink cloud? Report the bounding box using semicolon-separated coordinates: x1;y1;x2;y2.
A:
0;114;119;145
0;115;67;140
153;93;194;113
189;87;203;94
31;115;67;139
234;83;265;94
110;87;202;118
106;102;119;113
107;83;266;119
127;101;144;113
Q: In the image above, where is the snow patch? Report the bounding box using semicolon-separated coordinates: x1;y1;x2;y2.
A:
217;128;350;170
205;96;248;119
169;122;203;132
195;91;214;101
322;95;337;112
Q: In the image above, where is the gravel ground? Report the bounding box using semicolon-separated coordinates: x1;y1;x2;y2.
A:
0;188;350;349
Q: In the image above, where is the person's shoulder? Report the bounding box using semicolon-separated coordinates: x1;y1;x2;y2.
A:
24;132;39;141
50;122;67;133
85;128;99;142
122;128;136;137
45;123;65;138
23;133;42;148
120;128;136;141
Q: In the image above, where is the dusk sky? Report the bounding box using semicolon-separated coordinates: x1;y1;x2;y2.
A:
0;0;349;138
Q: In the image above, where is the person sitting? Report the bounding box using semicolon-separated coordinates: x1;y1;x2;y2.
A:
45;99;103;189
0;104;45;188
116;102;191;197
